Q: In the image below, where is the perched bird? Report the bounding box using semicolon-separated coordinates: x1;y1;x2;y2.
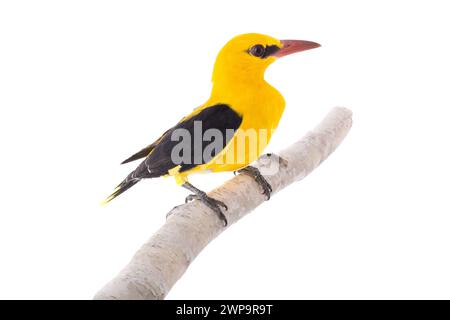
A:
103;33;320;225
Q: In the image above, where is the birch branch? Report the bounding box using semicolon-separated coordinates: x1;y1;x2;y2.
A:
94;107;353;300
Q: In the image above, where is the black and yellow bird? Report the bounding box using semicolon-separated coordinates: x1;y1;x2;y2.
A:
102;33;320;225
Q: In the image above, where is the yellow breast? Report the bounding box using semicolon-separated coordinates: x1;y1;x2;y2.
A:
197;81;285;173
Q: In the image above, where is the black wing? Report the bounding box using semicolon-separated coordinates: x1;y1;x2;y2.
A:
121;129;170;164
131;104;243;179
103;104;242;203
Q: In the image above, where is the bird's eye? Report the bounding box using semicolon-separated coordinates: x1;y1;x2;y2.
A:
249;44;266;58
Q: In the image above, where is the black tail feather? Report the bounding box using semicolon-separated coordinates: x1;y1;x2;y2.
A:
102;178;140;204
121;146;154;164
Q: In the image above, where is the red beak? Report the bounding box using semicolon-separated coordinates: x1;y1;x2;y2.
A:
273;40;321;58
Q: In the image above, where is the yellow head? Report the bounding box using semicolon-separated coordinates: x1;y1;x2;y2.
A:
212;33;320;86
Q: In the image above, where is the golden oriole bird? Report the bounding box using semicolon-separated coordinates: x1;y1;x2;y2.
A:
103;33;320;225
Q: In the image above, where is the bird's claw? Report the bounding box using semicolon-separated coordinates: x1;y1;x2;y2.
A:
185;193;228;226
185;194;198;203
238;165;273;200
257;176;272;200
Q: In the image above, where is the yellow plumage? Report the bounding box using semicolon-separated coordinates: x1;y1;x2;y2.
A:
102;33;320;221
170;34;286;184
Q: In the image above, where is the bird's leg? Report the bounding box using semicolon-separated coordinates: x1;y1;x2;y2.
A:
183;182;228;226
237;165;273;200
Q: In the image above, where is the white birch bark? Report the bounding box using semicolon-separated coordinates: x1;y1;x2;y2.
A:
94;107;353;300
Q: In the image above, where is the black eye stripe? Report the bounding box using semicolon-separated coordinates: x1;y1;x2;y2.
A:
263;45;281;57
248;44;281;59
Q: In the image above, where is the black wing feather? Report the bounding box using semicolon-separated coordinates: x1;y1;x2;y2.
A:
133;104;242;179
105;104;242;203
121;129;170;164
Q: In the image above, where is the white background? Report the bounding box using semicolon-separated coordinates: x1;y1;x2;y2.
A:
1;0;449;299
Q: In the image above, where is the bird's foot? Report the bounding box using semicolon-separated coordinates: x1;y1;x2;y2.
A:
238;165;273;200
185;192;228;226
